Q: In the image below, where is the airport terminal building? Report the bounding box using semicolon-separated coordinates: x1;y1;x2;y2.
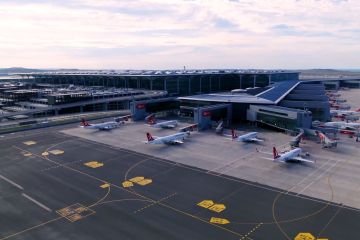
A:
20;70;299;96
15;70;333;130
177;80;328;130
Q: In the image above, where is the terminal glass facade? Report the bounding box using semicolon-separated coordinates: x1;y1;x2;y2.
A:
257;113;298;130
27;71;299;96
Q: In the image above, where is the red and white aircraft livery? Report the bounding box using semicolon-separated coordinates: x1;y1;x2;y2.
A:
231;129;263;143
330;109;360;118
146;114;178;129
80;115;131;130
316;131;337;148
330;103;351;110
323;121;360;130
268;147;315;164
144;132;188;145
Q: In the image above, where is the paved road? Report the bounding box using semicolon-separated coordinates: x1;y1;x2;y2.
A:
0;129;359;239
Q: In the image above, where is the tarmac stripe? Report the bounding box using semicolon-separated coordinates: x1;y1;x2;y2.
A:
73;139;360;212
0;174;24;190
297;157;343;195
22;193;52;212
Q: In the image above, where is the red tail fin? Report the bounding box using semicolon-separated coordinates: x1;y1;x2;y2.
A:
273;147;279;159
357;108;360;112
146;132;154;141
147;116;155;125
145;114;156;125
231;129;237;139
81;118;90;126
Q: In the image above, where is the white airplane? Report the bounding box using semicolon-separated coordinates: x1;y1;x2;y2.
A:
231;129;263;142
323;121;360;130
330;109;360;118
81;119;119;130
179;123;198;133
330;103;351;110
316;131;337;148
144;132;188;145
269;147;315;164
326;92;341;97
146;114;178;129
80;115;131;130
329;98;346;103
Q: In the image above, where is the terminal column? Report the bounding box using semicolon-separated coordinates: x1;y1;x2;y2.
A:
268;74;272;86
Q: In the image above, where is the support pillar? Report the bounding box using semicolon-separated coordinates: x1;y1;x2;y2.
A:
268;74;272;86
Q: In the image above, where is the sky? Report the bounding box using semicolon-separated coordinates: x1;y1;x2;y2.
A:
0;0;359;69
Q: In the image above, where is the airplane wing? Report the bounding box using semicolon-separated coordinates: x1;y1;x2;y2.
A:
167;139;183;144
159;124;176;129
250;138;264;142
292;156;315;163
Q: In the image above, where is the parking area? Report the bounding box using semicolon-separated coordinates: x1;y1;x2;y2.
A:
62;120;360;210
0;130;359;239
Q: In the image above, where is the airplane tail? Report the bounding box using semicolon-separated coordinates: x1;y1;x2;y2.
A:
231;129;238;139
81;118;91;127
148;117;156;125
146;132;155;142
145;114;156;125
272;147;279;159
317;131;326;143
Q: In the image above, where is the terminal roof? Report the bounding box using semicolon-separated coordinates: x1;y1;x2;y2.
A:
178;93;274;104
256;80;300;103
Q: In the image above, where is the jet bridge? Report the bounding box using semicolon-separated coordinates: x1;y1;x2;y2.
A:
193;104;232;130
130;97;178;121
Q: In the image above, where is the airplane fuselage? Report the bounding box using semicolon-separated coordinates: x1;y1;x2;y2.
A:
83;121;119;130
148;132;187;144
236;132;259;142
152;120;178;129
275;148;302;162
324;121;360;130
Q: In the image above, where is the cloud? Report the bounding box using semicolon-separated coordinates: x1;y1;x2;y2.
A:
0;0;359;69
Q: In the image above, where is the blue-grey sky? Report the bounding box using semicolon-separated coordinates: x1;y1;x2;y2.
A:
0;0;359;69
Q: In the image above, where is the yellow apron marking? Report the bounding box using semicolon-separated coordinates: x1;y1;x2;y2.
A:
56;203;95;222
41;151;49;156
197;200;214;209
129;176;145;183
208;203;226;213
137;179;152;186
122;181;134;188
22;152;33;157
23;141;36;146
49;150;64;155
209;217;230;225
100;183;110;188
294;233;315;240
84;161;104;168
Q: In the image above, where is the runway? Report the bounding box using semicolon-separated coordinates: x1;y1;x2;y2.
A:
0;129;359;239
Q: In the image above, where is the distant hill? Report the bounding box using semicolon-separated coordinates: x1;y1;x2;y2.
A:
0;67;80;76
0;67;46;75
